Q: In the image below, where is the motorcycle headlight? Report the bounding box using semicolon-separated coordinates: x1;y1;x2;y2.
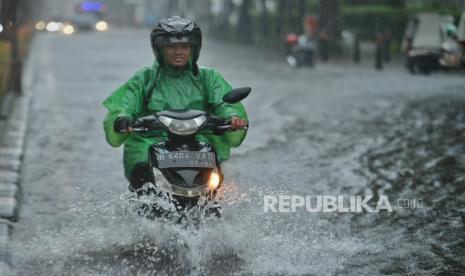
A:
208;171;221;191
158;115;207;135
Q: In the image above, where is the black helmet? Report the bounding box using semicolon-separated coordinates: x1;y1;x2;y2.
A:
150;16;202;75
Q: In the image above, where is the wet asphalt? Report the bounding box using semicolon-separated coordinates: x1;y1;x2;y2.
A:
8;29;465;275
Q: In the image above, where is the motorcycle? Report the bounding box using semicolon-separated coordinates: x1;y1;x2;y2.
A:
128;87;251;221
285;33;316;68
404;13;465;75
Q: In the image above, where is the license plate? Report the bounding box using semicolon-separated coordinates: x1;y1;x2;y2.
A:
156;151;216;169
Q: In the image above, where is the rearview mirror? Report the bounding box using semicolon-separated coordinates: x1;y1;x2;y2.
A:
222;87;251;104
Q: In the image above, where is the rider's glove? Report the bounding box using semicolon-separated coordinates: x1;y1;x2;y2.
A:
228;116;248;130
114;117;134;133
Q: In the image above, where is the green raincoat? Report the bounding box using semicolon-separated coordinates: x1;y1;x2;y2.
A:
103;62;248;180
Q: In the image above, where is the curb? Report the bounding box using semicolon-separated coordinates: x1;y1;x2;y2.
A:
0;40;34;273
0;94;29;243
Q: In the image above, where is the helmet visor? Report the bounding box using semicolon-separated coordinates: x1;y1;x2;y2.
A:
156;34;199;48
167;36;191;44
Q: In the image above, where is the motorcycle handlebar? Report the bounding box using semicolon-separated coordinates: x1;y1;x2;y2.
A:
121;117;247;134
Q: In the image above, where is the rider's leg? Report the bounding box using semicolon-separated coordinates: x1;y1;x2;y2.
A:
128;162;154;191
123;138;153;191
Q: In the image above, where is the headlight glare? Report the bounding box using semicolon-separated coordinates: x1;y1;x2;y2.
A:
208;171;220;191
95;21;108;31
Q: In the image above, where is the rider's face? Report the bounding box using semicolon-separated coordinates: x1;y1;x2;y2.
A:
163;43;192;68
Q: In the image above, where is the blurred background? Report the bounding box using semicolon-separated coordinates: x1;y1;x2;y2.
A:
1;0;465;95
1;0;465;105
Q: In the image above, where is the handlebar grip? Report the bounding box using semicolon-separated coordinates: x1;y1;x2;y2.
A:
216;125;248;130
131;127;149;132
119;127;147;133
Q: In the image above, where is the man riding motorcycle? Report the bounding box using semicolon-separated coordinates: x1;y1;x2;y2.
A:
102;16;248;191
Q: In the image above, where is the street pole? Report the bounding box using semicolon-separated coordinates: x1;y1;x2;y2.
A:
0;0;20;119
238;0;251;42
260;0;268;40
1;0;21;95
318;0;340;61
353;32;360;64
10;0;20;95
375;34;384;70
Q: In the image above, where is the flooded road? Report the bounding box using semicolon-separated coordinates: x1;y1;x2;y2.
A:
8;29;465;275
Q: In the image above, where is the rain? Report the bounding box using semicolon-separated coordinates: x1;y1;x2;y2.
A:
1;0;465;275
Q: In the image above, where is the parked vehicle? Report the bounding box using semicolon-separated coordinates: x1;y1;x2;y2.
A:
285;33;316;68
402;13;465;74
458;11;465;66
70;13;108;32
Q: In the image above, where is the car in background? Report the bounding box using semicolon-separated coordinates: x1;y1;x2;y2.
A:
35;13;108;36
70;13;98;31
69;13;108;32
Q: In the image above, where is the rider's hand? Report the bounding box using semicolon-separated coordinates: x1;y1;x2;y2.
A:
229;116;248;130
114;117;134;133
